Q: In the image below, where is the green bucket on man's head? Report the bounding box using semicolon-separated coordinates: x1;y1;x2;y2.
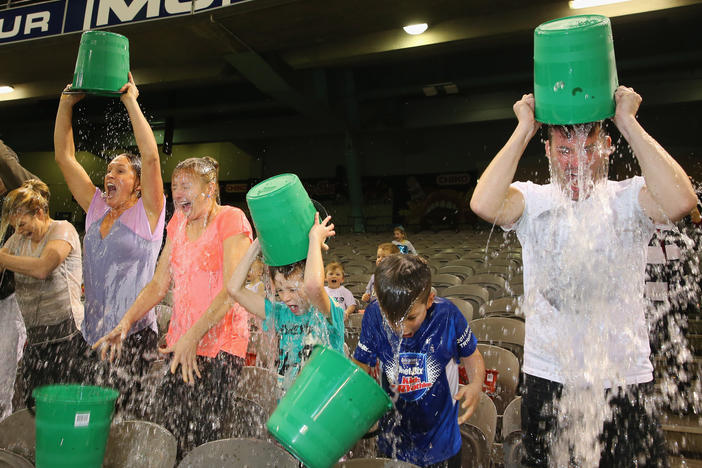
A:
247;173;316;267
534;14;618;125
32;384;119;468
267;346;392;468
71;31;129;97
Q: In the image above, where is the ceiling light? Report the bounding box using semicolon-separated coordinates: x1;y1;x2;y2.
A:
569;0;631;9
0;86;14;94
403;23;428;35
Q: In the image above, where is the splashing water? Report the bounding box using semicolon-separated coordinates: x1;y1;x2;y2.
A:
486;124;701;466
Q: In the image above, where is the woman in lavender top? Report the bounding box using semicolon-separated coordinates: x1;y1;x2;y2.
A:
55;73;165;413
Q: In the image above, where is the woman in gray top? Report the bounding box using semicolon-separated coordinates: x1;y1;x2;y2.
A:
0;140;36;418
0;179;83;406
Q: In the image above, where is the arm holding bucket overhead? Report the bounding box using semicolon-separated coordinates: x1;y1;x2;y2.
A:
54;87;96;213
455;349;485;424
120;72;164;232
304;212;335;321
227;238;266;320
470;94;538;227
612;86;697;223
163;233;251;384
92;237;173;361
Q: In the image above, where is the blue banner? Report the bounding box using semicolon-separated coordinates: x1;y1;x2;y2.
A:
0;0;65;44
0;0;244;45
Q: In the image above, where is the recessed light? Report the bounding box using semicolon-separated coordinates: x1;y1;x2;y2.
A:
569;0;631;9
0;86;14;94
403;23;428;35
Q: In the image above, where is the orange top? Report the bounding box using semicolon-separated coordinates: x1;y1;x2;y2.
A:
166;206;253;358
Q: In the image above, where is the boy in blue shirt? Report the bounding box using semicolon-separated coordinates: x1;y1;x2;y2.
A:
228;213;345;386
353;254;485;467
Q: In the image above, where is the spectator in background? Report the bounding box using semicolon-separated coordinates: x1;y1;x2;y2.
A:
362;242;400;304
324;262;357;320
392;225;417;254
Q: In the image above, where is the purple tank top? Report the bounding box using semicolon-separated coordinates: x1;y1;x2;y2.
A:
82;189;165;345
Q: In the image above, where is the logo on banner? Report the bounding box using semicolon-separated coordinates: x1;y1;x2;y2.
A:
396;352;433;401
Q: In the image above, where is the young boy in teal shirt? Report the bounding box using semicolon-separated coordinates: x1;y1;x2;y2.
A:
228;213;344;385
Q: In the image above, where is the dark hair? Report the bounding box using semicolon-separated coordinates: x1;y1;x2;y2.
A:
269;259;306;280
546;122;604;143
111;153;142;179
374;254;432;325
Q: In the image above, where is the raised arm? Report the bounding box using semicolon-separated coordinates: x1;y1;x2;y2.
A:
227;238;266;320
0;239;71;280
470;93;540;227
304;213;335;320
164;232;251;383
92;237;174;360
54;87;96;212
612;86;697;223
120;72;164;230
0;140;38;191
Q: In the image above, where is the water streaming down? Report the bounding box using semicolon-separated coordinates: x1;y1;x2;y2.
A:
488;124;701;467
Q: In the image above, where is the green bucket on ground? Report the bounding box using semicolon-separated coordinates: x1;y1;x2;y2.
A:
71;30;129;97
267;346;392;468
32;384;119;468
247;173;316;267
534;15;618;124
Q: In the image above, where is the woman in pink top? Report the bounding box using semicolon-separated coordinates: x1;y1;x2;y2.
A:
95;156;252;458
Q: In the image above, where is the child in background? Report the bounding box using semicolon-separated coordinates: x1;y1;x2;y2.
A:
324;262;357;319
245;257;266;297
228;213;345;387
361;242;400;304
353;254;485;467
392;225;417;254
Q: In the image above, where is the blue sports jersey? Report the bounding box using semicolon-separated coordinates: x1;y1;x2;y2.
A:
353;297;477;466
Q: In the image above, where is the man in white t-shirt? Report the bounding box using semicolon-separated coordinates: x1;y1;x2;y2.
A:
470;86;696;467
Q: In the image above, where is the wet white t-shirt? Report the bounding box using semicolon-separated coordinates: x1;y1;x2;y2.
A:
5;220;83;330
324;286;356;311
506;177;655;387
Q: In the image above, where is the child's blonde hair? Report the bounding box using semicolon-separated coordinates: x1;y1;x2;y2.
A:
0;179;50;241
377;242;400;255
325;262;345;277
173;156;220;202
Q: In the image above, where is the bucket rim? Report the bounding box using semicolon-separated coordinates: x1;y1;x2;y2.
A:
246;173;301;200
535;14;610;35
32;384;119;403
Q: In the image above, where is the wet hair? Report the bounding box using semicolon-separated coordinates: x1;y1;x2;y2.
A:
269;259;306;281
374;254;432;325
325;262;345;277
112;153;142;180
173;156;220;202
0;179;50;240
546;122;604;144
377;242;400;255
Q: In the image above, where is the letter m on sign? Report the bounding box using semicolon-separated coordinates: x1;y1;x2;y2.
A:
96;0;160;26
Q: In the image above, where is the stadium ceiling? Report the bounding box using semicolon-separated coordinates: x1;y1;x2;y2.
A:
1;0;701;149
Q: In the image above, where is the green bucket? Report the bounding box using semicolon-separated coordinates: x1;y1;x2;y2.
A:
267;346;392;468
247;173;316;267
534;15;618;124
71;31;129;97
32;384;119;468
